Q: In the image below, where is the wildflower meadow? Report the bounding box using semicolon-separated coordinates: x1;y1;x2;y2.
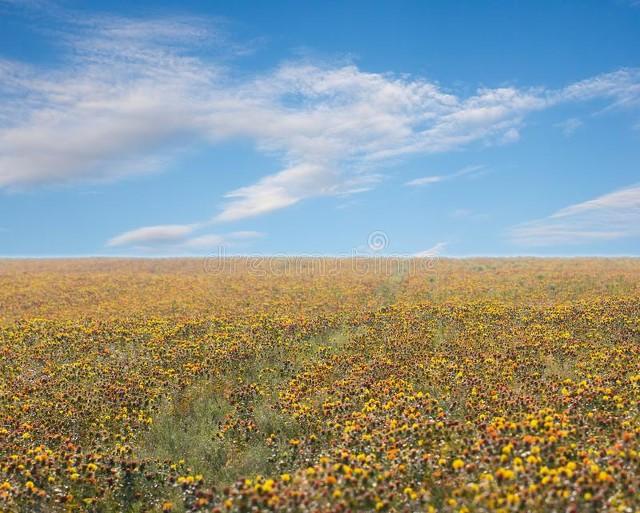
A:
1;258;639;512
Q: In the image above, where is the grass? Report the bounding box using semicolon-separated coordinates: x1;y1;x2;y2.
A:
136;326;356;488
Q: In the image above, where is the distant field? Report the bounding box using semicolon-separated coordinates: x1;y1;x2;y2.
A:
1;258;639;512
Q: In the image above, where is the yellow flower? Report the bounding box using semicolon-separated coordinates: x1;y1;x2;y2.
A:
262;479;274;493
496;467;515;480
452;458;465;470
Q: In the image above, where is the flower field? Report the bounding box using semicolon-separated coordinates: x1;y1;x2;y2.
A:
1;258;639;512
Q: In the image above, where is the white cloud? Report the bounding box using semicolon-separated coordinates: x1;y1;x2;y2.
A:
413;242;447;258
556;68;640;110
510;184;640;246
178;231;263;250
180;234;227;249
106;224;198;247
556;117;583;137
1;10;640;237
500;127;520;144
107;222;263;251
405;175;445;187
0;16;218;188
215;163;330;221
405;164;485;187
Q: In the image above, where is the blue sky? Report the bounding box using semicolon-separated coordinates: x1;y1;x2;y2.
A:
1;0;639;257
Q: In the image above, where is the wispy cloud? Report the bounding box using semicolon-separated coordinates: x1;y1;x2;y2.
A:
413;241;447;258
405;164;485;187
107;222;263;251
404;175;446;187
0;15;221;188
2;8;640;242
556;68;640;110
556;117;583;137
107;224;198;247
510;184;640;246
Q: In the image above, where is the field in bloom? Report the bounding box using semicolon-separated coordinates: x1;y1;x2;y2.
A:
0;258;639;512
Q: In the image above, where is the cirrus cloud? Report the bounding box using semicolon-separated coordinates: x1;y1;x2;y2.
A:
107;222;263;251
510;184;640;246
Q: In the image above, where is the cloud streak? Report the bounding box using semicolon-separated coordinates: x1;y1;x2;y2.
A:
106;224;199;247
556;117;583;137
413;241;447;258
405;164;486;187
510;184;640;246
107;222;263;251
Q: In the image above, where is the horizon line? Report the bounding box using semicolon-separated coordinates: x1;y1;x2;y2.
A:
1;254;640;260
